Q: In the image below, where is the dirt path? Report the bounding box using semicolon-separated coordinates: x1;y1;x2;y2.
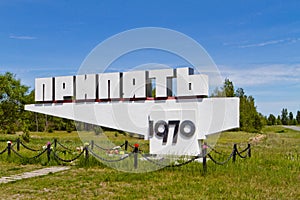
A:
283;126;300;132
0;166;70;184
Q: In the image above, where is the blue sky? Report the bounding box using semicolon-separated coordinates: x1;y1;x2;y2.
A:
0;0;299;116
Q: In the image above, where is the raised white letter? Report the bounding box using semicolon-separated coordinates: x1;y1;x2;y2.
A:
76;74;96;100
122;71;146;98
55;76;74;101
148;69;174;97
98;72;121;99
176;67;208;97
35;77;53;102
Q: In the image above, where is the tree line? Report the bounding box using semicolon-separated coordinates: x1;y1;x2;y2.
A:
212;78;264;132
0;72;76;134
212;78;300;130
266;109;300;126
0;72;298;134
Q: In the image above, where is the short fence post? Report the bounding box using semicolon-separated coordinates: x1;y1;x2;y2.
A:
54;138;57;148
124;140;128;151
7;141;12;156
17;138;20;151
85;147;89;160
47;142;51;162
84;142;89;161
91;140;94;150
133;143;139;169
247;143;251;158
232;144;237;163
202;142;207;173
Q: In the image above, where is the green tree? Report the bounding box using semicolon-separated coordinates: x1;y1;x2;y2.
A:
235;88;245;98
0;72;30;133
267;114;276;125
276;115;282;125
296;111;300;125
212;79;263;132
262;115;268;126
288;112;294;125
238;93;263;132
223;78;235;97
281;108;288;125
211;78;234;97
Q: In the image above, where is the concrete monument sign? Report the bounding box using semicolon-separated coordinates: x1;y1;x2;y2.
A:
25;27;240;172
25;67;239;156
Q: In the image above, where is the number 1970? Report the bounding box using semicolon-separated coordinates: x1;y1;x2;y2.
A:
148;120;196;144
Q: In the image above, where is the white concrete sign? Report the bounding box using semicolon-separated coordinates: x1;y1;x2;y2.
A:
25;67;239;156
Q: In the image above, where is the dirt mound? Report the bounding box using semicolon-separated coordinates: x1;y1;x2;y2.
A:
249;134;266;144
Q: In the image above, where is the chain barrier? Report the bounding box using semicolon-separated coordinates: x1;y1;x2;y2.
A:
11;147;48;159
88;148;131;162
206;144;223;155
238;145;250;154
236;150;248;159
126;142;146;153
52;149;85;162
0;147;7;155
207;151;234;165
207;143;251;165
93;143;125;151
19;140;41;152
140;153;200;168
235;145;250;159
139;153;167;167
55;140;74;152
90;140;143;152
0;139;251;173
119;143;125;148
128;143;136;149
166;156;201;168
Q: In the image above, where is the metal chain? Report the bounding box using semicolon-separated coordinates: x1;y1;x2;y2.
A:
93;143;125;151
88;148;131;162
236;149;248;159
11;147;48;159
52;150;85;162
166;156;200;168
0;147;7;155
238;146;249;154
139;153;168;167
56;140;73;152
19;141;41;152
207;152;234;165
206;144;223;155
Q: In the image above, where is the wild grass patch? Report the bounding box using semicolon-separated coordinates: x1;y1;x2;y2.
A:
0;126;299;199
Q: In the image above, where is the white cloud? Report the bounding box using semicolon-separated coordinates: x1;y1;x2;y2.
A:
238;38;300;48
218;64;300;115
9;35;37;40
219;64;300;87
239;39;284;48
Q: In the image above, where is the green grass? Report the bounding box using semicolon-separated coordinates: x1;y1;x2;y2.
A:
0;126;299;199
0;161;43;177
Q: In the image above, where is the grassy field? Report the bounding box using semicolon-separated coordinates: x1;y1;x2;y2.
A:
0;126;299;199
